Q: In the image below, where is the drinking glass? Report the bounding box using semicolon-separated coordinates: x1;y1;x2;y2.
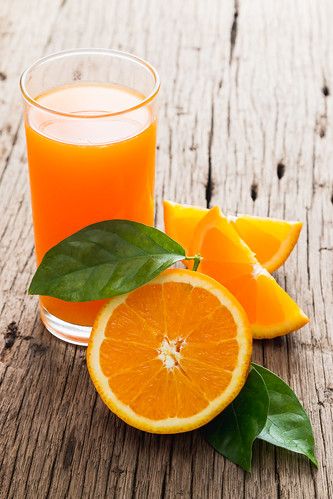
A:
20;49;160;345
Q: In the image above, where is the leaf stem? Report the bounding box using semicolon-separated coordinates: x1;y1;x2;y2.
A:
185;254;202;272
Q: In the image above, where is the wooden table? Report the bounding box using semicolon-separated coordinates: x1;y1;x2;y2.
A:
1;1;332;497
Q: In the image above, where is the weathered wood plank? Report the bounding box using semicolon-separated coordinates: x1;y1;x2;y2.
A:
209;1;333;498
0;0;332;498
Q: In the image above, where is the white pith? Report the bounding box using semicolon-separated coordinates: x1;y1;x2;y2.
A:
252;263;271;279
157;337;186;370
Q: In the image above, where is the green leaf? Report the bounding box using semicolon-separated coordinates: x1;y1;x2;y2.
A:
29;220;186;301
253;363;318;466
203;366;269;471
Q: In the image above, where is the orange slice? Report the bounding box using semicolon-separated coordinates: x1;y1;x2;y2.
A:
231;215;302;273
163;200;302;272
87;269;252;434
164;201;207;269
190;207;309;339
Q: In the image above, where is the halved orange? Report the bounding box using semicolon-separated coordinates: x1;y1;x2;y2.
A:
163;200;302;272
190;207;309;339
87;269;252;434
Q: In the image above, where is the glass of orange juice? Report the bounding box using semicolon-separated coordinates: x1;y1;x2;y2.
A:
20;49;160;345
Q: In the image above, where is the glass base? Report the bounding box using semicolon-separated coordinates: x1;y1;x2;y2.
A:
40;306;91;346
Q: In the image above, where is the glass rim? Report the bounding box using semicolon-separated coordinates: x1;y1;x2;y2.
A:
19;48;160;119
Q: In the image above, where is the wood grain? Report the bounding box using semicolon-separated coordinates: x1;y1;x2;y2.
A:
1;0;332;497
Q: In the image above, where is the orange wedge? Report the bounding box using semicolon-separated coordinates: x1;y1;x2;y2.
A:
87;269;252;434
163;200;302;272
190;207;309;339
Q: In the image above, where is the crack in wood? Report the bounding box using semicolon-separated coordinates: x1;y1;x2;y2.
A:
250;183;258;201
3;322;18;349
63;430;76;470
229;0;239;64
319;127;326;138
322;85;330;97
316;113;327;139
205;101;215;207
277;162;286;180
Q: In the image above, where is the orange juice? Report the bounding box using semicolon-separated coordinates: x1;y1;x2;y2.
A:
25;82;156;325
